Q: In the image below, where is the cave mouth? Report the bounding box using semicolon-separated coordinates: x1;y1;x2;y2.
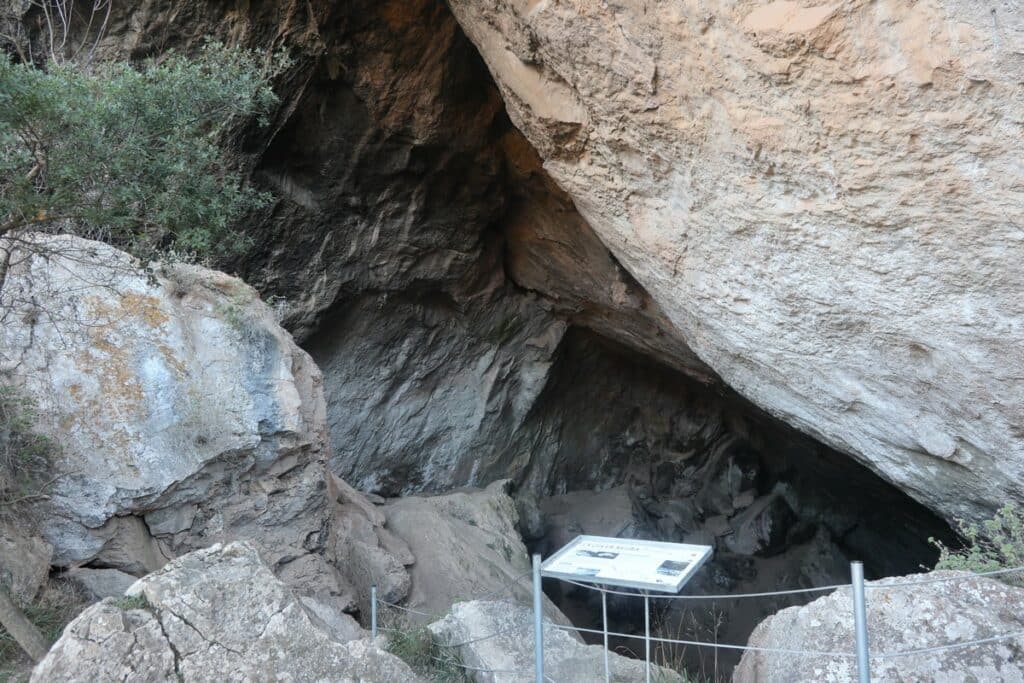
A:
208;0;957;675
515;329;956;677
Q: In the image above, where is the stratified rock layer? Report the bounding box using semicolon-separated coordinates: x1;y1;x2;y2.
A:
734;570;1024;682
446;0;1024;522
31;542;421;683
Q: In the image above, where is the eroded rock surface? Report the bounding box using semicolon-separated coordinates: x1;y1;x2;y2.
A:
32;542;420;683
0;235;330;587
446;0;1024;523
734;571;1024;682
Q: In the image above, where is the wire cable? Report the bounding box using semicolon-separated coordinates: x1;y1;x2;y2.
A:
562;578;847;600
874;629;1024;659
376;600;446;621
546;622;854;658
866;565;1024;589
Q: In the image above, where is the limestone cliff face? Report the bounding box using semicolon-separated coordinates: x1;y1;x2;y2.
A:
445;0;1024;522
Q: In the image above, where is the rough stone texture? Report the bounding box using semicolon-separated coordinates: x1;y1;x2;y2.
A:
299;595;367;643
307;291;566;494
384;480;561;623
734;571;1024;682
430;599;683;683
31;601;179;683
2;0;723;498
0;235;330;586
65;568;138;601
31;542;419;683
446;0;1024;523
326;473;413;616
0;522;52;602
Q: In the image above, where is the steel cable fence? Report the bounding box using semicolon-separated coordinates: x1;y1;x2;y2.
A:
371;563;1024;682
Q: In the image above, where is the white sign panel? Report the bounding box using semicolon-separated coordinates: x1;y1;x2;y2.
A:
540;535;712;593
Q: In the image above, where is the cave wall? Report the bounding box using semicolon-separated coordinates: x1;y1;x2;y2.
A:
516;330;952;573
0;0;987;537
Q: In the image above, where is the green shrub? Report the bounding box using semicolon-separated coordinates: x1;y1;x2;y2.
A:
381;608;466;683
112;594;150;612
0;43;289;264
931;504;1024;587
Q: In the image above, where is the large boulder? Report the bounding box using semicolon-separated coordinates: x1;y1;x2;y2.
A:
445;0;1024;523
383;480;561;622
733;570;1024;682
429;599;684;683
31;541;421;683
0;234;331;585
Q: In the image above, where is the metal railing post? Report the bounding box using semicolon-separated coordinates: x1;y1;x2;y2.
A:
601;588;610;683
371;584;378;639
851;561;871;683
643;591;651;683
532;554;544;683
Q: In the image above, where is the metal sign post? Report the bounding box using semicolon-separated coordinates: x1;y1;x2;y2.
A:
532;553;545;683
601;588;610;683
371;584;378;638
643;591;652;683
851;561;871;683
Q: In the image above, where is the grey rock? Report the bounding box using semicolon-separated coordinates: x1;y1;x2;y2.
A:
539;487;638;551
706;515;733;538
734;571;1024;682
514;489;546;542
0;523;52;602
0;234;331;590
308;292;566;496
66;568;138;601
384;481;550;622
724;494;798;558
32;541;423;683
732;490;757;510
299;595;367;643
329;488;412;616
32;602;178;683
429;599;684;683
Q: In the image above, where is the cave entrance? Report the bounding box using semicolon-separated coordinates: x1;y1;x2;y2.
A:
515;329;956;678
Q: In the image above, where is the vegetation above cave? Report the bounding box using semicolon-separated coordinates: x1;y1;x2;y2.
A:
0;43;285;264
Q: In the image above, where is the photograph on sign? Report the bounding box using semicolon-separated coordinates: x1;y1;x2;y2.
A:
541;535;712;593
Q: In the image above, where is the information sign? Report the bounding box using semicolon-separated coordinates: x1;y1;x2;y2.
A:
540;535;712;593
